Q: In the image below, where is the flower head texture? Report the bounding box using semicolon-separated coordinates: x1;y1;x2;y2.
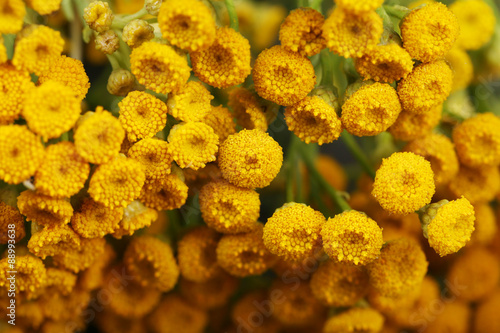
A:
0;202;25;244
0;0;25;33
112;200;158;238
448;165;500;204
140;174;188;210
17;190;73;228
451;0;496;50
323;308;384;333
0;63;35;125
228;88;268;131
52;237;106;273
445;47;473;92
179;272;238;310
202;105;237;145
127;138;173;180
83;1;113;33
0;255;47;300
167;81;214;122
28;224;81;259
388;104;442;141
71;198;124;238
279;8;326;57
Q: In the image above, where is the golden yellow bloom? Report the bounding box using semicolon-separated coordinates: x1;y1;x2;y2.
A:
89;155;146;209
130;41;191;94
218;129;283;188
310;261;369;306
158;0;216;52
355;43;414;83
167;81;214;122
453;113;500;168
177;226;221;282
45;267;77;296
388;104;442;141
216;224;276;277
122;19;155;48
0;202;25;244
403;133;459;185
451;0;496;50
250;3;287;51
401;2;459;63
71;198;124;238
12;25;64;76
425;301;472;333
475;289;500;333
368;238;428;297
140;174;188;210
0;37;5;64
114;0;144;13
0;63;34;125
112;200;158;238
397;60;453;114
324;307;384;333
52;237;106;273
191;27;251;89
253;45;316;106
279;8;326;57
372;152;435;215
323;8;383;58
285;95;342;145
74;107;125;164
25;0;61;15
263;203;325;261
38;55;90;101
180;272;238;310
83;1;113;32
0;255;47;300
337;0;384;13
0;125;44;184
231;291;282;333
17;190;73;227
445;47;473;92
448;165;500;204
202;105;237;144
0;0;25;33
167;122;218;170
128;138;172;181
470;203;496;245
28;224;81;259
227;88;268;131
341;82;402;136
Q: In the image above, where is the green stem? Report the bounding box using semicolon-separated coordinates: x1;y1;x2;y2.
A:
376;6;394;30
285;135;300;203
341;131;376;180
225;0;239;31
111;7;148;29
106;54;121;70
70;6;83;60
331;54;347;96
309;0;323;12
297;0;306;7
383;5;410;20
320;49;334;87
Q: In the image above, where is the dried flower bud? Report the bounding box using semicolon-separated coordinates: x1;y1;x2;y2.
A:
84;1;114;33
122;19;155;48
145;0;163;16
95;30;120;55
107;69;137;97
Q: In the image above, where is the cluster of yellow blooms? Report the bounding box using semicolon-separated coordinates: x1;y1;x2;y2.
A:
0;0;500;332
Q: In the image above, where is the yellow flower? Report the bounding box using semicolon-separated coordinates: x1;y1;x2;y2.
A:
140;174;188;210
218;129;283;189
83;1;114;32
52;237;106;273
336;0;384;14
38;55;90;101
355;43;414;83
397;60;453;114
45;267;77;296
368;238;428;297
127;138;173;180
0;202;25;244
323;8;383;58
167;81;214;122
12;25;65;76
112;200;158;238
74;107;125;164
251;3;287;51
310;260;369;306
341;82;402;136
263;203;326;262
388;104;442;141
17;190;73;228
372;152;435;215
28;224;81;259
0;36;7;65
453;112;500;168
0;63;34;125
191;27;251;89
179;272;238;310
0;255;47;300
401;2;459;63
228;87;268;131
451;0;496;50
130;41;191;94
232;291;282;333
122;19;155;48
448;165;500;204
71;198;124;238
25;0;61;15
279;8;326;57
285;95;342;145
201;105;237;145
403;133;459;185
177;226;222;282
470;203;496;245
0;0;25;34
445;47;473;92
253;45;316;106
475;290;500;333
0;125;44;184
158;0;216;52
88;155;146;209
167;122;218;170
324;308;385;333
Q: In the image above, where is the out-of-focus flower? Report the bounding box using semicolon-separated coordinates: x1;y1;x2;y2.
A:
231;291;282;333
25;0;61;15
17;190;73;227
0;202;25;244
388;104;442;141
179;272;238;310
0;0;25;34
123;19;155;48
451;0;496;50
52;237;106;273
84;1;114;33
355;44;413;83
71;198;124;238
279;8;326;57
475;289;500;333
336;0;384;14
445;47;473;92
323;307;384;333
470;203;497;245
448;165;500;204
167;81;214;122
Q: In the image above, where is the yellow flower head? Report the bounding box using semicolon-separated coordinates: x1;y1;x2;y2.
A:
279;8;326;57
202;105;237;145
322;210;384;265
448;165;500;204
12;25;64;76
397;60;453;114
158;0;216;52
167;122;218;170
341;82;402;136
0;202;25;244
45;267;77;296
74;107;125;164
470;203;496;245
199;179;260;234
324;307;384;333
71;198;124;238
0;63;34;125
310;260;369;307
336;0;384;13
218;129;283;188
231;291;282;333
323;8;383;58
451;0;496;50
140;174;188;210
0;0;25;33
177;226;221;282
28;224;81;259
122;19;155;48
263;203;326;262
401;2;459;63
83;1;113;32
38;55;90;101
253;45;316;106
130;41;191;94
216;224;276;277
167;81;214;122
403;133;459;185
25;0;61;15
355;43;414;83
0;125;44;184
368;238;428;297
388;104;442;141
191;27;251;89
475;290;500;333
17;190;73;227
89;155;146;209
124;235;179;292
53;237;106;273
128;138;173;180
0;36;5;65
180;272;239;310
285;95;342;145
112;200;158;238
372;152;435;215
228;87;268;131
453;112;500;168
445;47;473;92
0;255;47;300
